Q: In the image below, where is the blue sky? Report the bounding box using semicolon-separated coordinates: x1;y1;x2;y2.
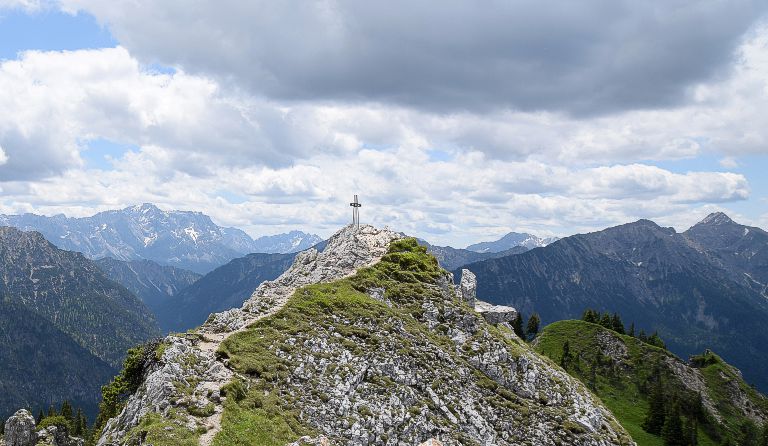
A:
0;8;114;59
0;2;767;246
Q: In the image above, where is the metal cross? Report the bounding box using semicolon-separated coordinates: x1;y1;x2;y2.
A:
349;194;361;229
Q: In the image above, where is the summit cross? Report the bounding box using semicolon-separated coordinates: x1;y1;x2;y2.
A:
350;195;361;229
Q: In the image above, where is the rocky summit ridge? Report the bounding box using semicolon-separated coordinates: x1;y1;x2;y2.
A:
93;224;632;446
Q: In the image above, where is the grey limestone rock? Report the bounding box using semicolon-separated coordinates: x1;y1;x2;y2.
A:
458;268;477;308
474;300;518;325
3;410;36;446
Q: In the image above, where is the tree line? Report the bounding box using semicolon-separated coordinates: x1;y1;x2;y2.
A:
581;309;666;349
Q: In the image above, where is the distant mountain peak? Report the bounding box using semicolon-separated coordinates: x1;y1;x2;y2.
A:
698;212;735;226
466;231;556;253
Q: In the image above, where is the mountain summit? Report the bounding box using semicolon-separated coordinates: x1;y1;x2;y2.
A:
94;224;631;446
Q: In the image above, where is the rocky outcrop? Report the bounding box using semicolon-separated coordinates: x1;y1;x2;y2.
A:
96;225;402;446
3;410;36;446
2;409;84;446
474;300;518;325
35;426;83;446
458;268;477;308
95;224;633;446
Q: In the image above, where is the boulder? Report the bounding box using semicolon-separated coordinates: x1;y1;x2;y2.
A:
475;300;518;325
3;409;36;446
458;269;477;307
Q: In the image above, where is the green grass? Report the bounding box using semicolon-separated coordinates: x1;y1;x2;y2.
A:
124;411;199;446
534;319;757;446
214;237;452;444
211;389;312;446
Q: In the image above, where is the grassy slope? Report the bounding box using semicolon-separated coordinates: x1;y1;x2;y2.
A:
534;319;768;446
213;239;632;445
214;238;450;445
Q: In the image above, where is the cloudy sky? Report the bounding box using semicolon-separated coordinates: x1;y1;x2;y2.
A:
1;0;767;246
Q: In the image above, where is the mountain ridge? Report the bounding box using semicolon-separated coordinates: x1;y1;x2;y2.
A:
460;214;768;392
0;226;160;420
0;204;322;273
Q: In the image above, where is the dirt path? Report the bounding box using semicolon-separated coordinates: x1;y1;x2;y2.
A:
196;308;282;446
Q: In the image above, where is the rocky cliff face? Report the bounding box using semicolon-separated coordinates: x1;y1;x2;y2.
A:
94;225;633;446
464;216;768;392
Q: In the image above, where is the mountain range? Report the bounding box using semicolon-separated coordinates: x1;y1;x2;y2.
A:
421;239;530;270
461;212;768;392
466;231;558;253
0;204;322;273
0;226;160;420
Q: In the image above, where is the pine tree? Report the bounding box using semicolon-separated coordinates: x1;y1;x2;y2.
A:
526;313;541;340
47;405;57;417
629;322;635;337
512;312;526;339
560;340;572;370
599;312;613;329
648;332;666;349
582;309;598;324
611;313;625;334
60;400;73;422
643;376;666;435
638;329;648;342
36;409;44;424
74;408;87;436
662;401;685;446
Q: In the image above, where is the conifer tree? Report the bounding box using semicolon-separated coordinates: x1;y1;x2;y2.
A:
36;409;44;424
47;405;56;417
582;309;598;324
526;313;541;340
643;376;666;435
661;401;685;446
648;332;666;349
629;322;635;337
512;312;526;339
599;312;613;329
638;329;648;342
611;313;625;334
60;400;73;422
74;408;87;436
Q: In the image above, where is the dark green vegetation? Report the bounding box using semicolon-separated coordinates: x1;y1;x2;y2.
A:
0;227;160;420
157;252;296;332
534;319;768;446
92;339;162;439
464;214;768;391
211;238;632;445
35;401;91;438
96;257;201;316
582;309;665;349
